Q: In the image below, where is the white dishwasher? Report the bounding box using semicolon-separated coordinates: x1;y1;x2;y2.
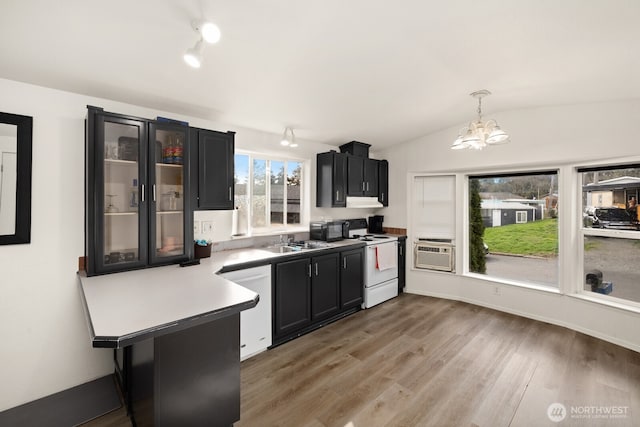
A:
221;265;272;360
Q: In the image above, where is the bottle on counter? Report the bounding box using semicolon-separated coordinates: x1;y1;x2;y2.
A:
173;134;183;165
129;179;139;210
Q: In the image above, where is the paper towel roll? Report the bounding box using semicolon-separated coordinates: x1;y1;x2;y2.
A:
231;207;238;236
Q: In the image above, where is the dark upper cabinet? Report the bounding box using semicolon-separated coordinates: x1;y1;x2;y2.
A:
190;128;235;210
340;248;364;310
378;160;389;206
397;236;406;293
346;155;365;196
273;257;311;338
311;253;340;321
85;106;191;276
316;151;347;207
364;158;378;197
346;156;379;197
317;150;389;205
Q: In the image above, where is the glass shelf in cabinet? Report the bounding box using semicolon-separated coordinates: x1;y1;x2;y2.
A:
104;211;137;216
105;159;137;166
156;162;183;168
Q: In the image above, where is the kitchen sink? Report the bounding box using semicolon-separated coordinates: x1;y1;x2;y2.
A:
262;241;331;254
264;245;303;254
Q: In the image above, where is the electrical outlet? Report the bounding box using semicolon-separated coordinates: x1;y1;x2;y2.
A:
193;221;201;234
493;286;501;296
202;221;214;233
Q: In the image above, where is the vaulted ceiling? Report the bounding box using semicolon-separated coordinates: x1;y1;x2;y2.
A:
1;0;639;149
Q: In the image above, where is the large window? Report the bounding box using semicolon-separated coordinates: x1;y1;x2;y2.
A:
580;164;640;304
469;171;559;287
234;153;304;233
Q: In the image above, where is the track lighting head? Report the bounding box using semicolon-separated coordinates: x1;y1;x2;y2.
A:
184;39;204;68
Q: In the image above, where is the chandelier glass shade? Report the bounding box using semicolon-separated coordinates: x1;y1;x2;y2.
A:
451;90;510;150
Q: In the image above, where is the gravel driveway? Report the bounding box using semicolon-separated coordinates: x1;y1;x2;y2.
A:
485;254;558;286
482;237;640;303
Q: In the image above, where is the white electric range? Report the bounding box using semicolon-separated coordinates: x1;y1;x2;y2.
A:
345;218;399;308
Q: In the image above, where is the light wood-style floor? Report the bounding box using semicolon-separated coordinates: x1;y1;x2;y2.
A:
84;293;640;427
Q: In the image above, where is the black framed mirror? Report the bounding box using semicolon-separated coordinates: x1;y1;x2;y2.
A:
0;112;32;245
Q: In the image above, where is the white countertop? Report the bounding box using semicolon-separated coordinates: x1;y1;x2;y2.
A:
79;260;258;348
78;240;366;348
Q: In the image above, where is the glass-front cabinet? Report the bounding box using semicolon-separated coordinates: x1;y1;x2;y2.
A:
85;106;190;276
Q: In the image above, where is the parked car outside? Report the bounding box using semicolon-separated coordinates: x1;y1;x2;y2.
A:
583;207;639;230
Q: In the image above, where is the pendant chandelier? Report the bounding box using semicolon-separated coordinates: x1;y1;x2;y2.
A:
451;90;510;150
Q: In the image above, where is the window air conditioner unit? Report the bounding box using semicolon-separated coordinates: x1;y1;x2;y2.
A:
414;240;454;272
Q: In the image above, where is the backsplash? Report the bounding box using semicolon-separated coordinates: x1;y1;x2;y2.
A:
193;210;309;253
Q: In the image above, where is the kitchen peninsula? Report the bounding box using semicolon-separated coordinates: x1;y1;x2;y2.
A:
78;262;259;426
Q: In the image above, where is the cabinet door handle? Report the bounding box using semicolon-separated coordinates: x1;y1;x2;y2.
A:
308;264;312;278
362;182;365;191
399;246;402;256
343;258;347;269
152;184;156;202
140;184;145;202
366;182;370;191
315;263;319;276
228;186;232;201
336;190;340;201
381;192;385;202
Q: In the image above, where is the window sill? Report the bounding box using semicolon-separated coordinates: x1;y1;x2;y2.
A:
465;272;561;294
569;292;640;315
231;226;309;239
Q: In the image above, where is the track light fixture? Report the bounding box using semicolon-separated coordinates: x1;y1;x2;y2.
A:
184;20;221;68
280;127;297;148
183;39;204;68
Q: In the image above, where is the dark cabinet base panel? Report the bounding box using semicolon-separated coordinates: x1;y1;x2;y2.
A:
0;375;121;427
271;306;360;348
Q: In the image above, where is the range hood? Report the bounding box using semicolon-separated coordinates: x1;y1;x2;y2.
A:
346;196;383;209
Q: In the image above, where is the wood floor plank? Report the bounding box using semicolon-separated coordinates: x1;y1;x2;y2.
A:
81;293;640;427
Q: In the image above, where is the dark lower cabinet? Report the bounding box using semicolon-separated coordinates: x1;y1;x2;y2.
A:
311;253;340;321
115;314;241;426
398;237;406;293
273;257;311;338
340;248;364;309
272;247;364;345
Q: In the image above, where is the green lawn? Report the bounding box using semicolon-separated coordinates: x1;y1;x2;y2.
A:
483;218;558;257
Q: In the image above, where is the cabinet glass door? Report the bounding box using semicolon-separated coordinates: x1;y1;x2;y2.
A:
100;117;147;271
149;123;187;263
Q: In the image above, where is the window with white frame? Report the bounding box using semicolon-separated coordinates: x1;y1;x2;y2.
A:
468;171;559;287
234;153;305;234
579;164;640;305
515;211;528;223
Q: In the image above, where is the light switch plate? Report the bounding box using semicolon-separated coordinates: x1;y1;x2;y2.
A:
193;220;201;234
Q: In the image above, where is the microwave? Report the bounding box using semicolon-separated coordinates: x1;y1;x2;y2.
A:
310;221;348;242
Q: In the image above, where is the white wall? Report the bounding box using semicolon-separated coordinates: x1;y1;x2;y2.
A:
378;99;640;352
0;77;359;411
